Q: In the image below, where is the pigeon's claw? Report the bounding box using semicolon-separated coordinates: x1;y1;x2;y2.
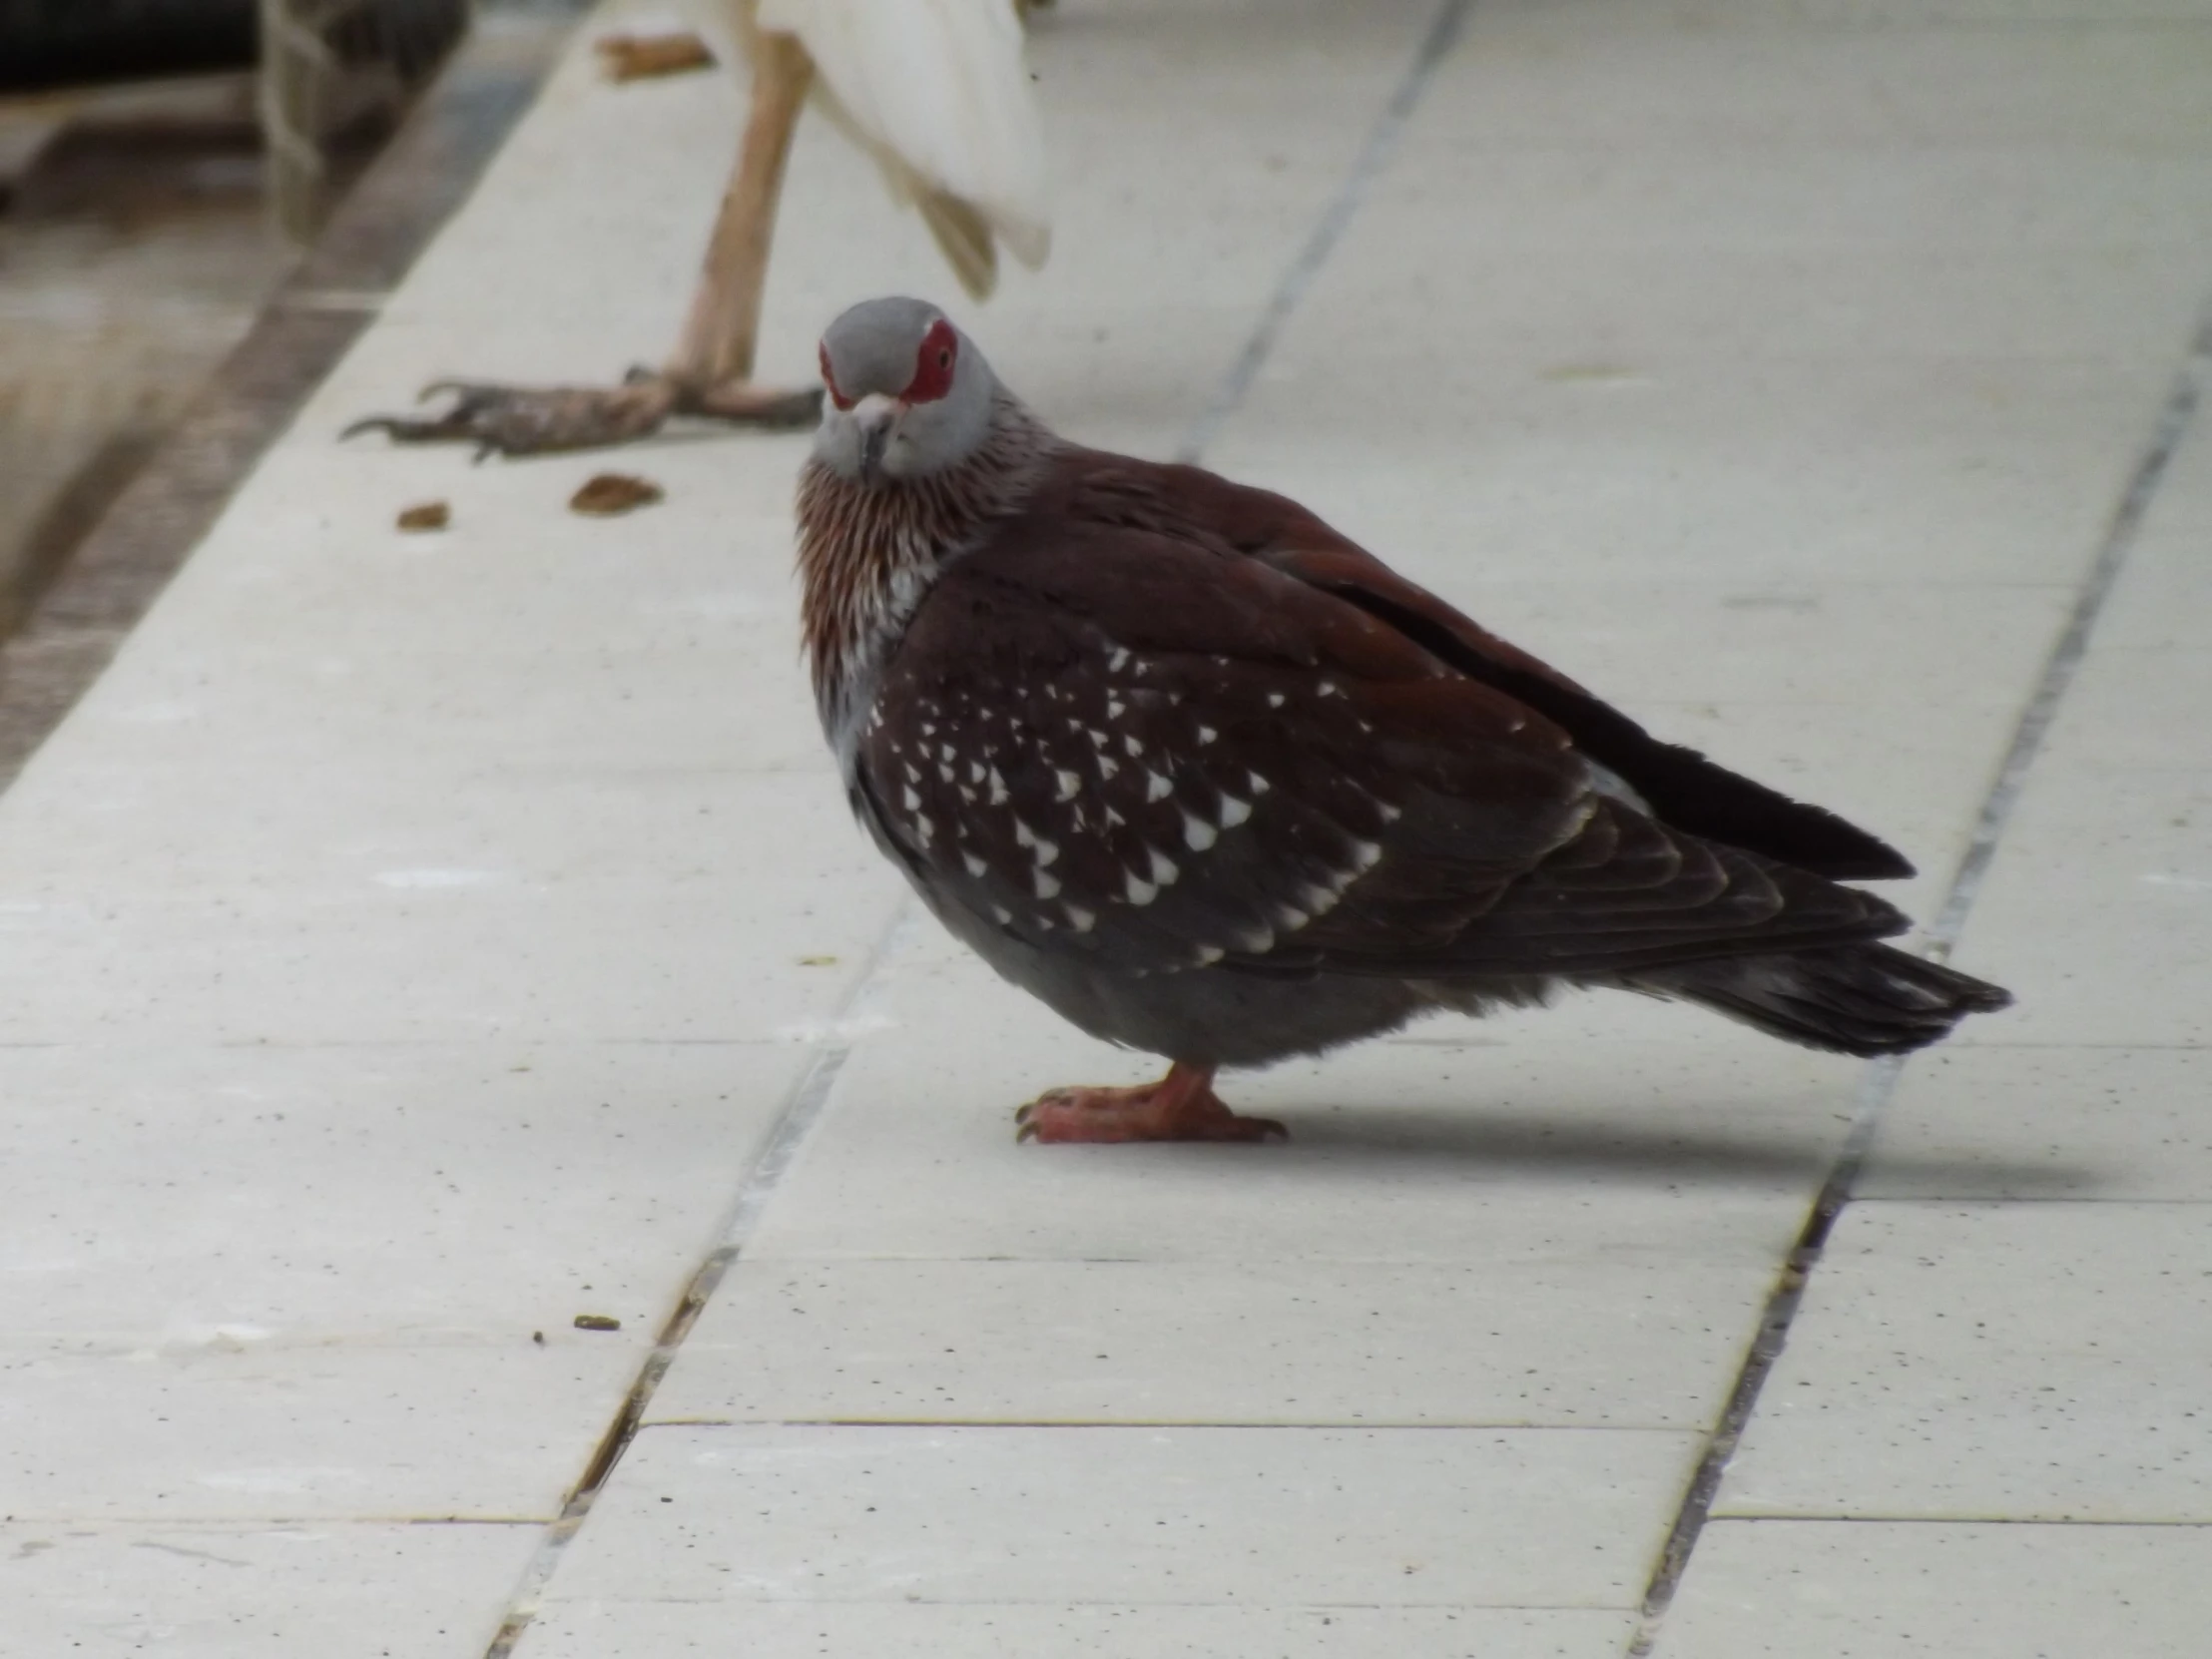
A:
340;373;821;458
1014;1065;1287;1146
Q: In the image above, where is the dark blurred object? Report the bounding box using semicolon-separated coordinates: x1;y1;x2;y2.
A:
0;2;471;239
0;1;469;95
0;2;258;94
258;0;471;239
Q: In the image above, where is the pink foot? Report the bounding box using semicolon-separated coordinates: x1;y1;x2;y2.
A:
1014;1064;1287;1145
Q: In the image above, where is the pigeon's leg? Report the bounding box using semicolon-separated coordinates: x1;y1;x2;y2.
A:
1016;1063;1287;1145
341;24;821;458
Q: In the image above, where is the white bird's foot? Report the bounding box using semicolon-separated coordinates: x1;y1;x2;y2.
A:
342;369;821;459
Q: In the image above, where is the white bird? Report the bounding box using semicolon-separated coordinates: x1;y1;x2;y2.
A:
347;0;1051;456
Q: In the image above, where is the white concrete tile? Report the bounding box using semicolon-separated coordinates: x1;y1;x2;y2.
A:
1211;1;2212;594
1;1043;805;1337
548;1422;1693;1607
2;1344;614;1521
1292;156;2210;368
1948;765;2212;1048
1431;579;2067;713
524;1599;1637;1659
2035;643;2212;774
0;1044;809;1524
1662;1517;2212;1659
1212;355;2173;588
1441;8;2212;154
1864;1046;2212;1201
652;1256;1759;1430
1717;1202;2212;1520
34;425;826;780
0;1519;536;1659
1663;3;2212;23
0;773;899;1045
2087;409;2212;656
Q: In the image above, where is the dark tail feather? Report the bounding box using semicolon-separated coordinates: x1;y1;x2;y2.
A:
1642;944;2013;1057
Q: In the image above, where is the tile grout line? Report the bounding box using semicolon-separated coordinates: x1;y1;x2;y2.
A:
1172;0;1473;465
1926;303;2212;956
1679;1513;2212;1531
477;899;914;1659
1627;299;2212;1657
476;10;1465;1647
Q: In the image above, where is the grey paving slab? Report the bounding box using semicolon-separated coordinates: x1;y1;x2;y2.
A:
1448;579;2070;714
2;1345;617;1522
1936;355;2212;1049
1661;1517;2212;1659
544;1422;1694;1609
2;1042;805;1338
0;772;894;1046
13;432;830;778
1948;761;2211;1051
1864;1046;2212;1201
1446;6;2212;154
652;1257;1755;1431
1217;354;2176;590
1215;3;2212;592
524;1600;1637;1659
0;1519;537;1659
1717;1202;2212;1521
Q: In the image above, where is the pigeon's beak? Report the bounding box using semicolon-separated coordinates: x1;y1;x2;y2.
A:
852;393;898;484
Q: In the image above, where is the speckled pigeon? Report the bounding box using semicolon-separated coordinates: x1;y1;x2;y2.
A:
795;296;2011;1144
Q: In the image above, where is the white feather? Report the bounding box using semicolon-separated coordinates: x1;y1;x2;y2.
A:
754;0;1051;293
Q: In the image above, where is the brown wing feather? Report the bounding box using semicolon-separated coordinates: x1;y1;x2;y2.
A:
1033;452;1913;881
859;485;1907;986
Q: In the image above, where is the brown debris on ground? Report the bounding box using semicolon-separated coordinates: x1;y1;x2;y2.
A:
569;473;664;517
594;33;717;83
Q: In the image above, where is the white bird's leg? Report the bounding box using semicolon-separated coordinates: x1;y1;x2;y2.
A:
341;14;820;458
666;25;812;407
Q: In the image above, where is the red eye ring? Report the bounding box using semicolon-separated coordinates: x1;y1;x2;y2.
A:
818;341;853;411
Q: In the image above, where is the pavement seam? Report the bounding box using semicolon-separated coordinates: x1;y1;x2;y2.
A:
1172;0;1472;465
1627;299;2212;1657
478;900;914;1659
